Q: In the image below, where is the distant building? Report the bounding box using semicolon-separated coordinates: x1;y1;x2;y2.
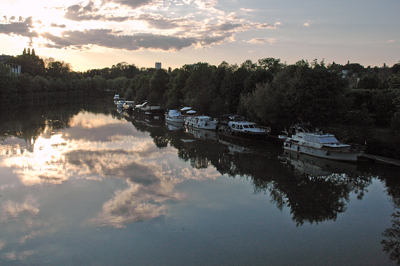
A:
8;64;21;74
0;54;21;75
155;62;161;69
0;54;13;62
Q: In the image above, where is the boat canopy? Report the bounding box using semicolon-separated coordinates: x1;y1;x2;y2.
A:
168;110;182;116
180;107;192;111
304;135;339;144
186;110;196;114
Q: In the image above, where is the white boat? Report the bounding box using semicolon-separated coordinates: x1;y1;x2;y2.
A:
278;124;364;161
218;115;270;140
116;99;126;109
123;101;135;110
134;102;164;120
184;115;218;131
166;109;185;124
114;94;120;104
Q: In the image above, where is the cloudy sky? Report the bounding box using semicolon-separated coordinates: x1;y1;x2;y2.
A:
0;0;399;71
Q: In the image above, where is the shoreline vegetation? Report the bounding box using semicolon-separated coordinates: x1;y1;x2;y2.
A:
1;49;400;160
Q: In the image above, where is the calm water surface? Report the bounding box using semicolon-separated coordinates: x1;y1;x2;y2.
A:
0;105;400;265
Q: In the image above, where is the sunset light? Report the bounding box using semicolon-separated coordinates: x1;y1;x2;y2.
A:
1;0;398;71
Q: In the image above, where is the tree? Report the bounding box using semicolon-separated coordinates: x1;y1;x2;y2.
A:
257;58;282;74
148;69;170;105
392;63;400;75
183;63;216;112
46;61;71;79
7;48;45;76
220;66;251;113
239;62;348;129
358;74;381;90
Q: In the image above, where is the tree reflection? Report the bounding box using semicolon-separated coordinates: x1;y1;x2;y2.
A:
271;152;372;225
1;99;115;142
379;166;400;264
382;212;400;265
161;125;377;226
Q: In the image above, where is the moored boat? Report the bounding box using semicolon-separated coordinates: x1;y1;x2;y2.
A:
134;102;164;120
166;109;185;124
218;114;270;140
184;114;218;131
123;101;135;111
278;124;364;161
114;94;120;104
116;99;126;109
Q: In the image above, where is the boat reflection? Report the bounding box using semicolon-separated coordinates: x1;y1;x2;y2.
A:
184;126;218;142
166;121;184;132
279;150;359;177
218;139;253;155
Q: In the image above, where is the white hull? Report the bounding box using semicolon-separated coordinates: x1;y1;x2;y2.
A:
283;141;362;161
165;110;184;124
166;117;185;123
184;116;218;131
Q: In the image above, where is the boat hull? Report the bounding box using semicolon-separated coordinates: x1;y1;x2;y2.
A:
218;129;268;140
134;109;164;120
166;117;185;124
184;116;218;131
283;141;362;161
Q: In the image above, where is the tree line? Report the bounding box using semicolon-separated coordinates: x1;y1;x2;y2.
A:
123;58;400;133
1;49;400;135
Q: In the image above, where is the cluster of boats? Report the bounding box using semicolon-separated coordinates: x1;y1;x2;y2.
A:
114;95;365;162
114;95;164;119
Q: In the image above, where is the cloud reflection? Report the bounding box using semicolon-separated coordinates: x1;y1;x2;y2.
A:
1;197;39;222
89;180;185;228
68;112;126;128
0;112;223;230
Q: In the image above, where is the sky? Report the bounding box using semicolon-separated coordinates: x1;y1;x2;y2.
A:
0;0;399;72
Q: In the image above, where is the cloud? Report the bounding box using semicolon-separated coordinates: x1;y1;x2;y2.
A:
240;8;257;12
41;29;198;51
248;38;277;44
63;1;150;21
303;22;310;26
0;17;39;39
50;23;66;28
64;1;132;22
108;0;154;9
257;22;281;29
136;13;188;30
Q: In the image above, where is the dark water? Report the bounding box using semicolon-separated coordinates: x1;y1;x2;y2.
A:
0;104;400;266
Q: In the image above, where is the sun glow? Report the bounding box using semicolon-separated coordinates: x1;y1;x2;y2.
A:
2;132;69;186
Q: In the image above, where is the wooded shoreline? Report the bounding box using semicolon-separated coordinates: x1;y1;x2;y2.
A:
1;50;399;160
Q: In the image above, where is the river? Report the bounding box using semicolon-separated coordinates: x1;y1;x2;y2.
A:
0;103;399;265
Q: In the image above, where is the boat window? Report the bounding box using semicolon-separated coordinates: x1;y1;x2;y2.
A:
248;124;255;128
239;125;243;129
243;125;249;129
319;136;339;144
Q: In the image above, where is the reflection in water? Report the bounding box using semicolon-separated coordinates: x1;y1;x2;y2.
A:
382;211;400;265
0;105;400;264
279;150;359;177
277;150;373;225
184;126;218;142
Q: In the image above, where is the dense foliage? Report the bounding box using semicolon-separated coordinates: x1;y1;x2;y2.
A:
1;49;400;136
